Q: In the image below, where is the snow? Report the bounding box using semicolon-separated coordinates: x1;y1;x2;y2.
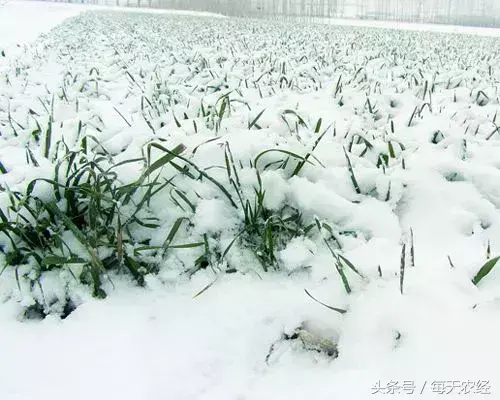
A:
1;2;500;399
316;16;500;37
0;1;82;47
0;0;223;49
1;275;498;400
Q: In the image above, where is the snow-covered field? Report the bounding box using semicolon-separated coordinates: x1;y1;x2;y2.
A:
1;1;500;399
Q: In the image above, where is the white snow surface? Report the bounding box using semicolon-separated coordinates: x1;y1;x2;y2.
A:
0;2;500;400
0;0;223;48
0;1;82;47
316;16;500;37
